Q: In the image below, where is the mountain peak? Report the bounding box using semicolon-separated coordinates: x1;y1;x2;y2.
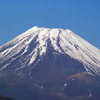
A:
33;26;38;28
0;26;100;100
0;26;100;76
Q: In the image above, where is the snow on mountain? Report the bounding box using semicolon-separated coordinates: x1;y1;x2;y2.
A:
0;26;100;77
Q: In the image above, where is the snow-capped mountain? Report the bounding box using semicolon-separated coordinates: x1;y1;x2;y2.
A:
0;26;100;76
0;26;100;100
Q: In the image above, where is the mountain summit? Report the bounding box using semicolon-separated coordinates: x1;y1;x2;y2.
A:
0;26;100;100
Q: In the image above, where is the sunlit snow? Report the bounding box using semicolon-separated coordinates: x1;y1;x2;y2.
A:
0;26;100;76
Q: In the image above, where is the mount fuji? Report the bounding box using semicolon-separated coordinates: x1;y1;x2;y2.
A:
0;26;100;100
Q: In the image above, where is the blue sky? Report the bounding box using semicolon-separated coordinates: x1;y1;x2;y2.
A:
0;0;100;49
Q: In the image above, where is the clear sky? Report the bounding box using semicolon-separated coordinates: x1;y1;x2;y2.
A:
0;0;100;49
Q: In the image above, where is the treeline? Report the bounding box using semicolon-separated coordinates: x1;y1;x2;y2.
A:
0;95;14;100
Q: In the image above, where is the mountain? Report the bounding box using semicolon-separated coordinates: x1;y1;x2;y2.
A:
0;26;100;100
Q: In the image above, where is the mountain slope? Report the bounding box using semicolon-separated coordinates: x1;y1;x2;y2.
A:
0;26;100;76
0;26;100;100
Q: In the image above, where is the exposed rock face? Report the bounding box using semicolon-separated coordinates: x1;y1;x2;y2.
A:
0;26;100;100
